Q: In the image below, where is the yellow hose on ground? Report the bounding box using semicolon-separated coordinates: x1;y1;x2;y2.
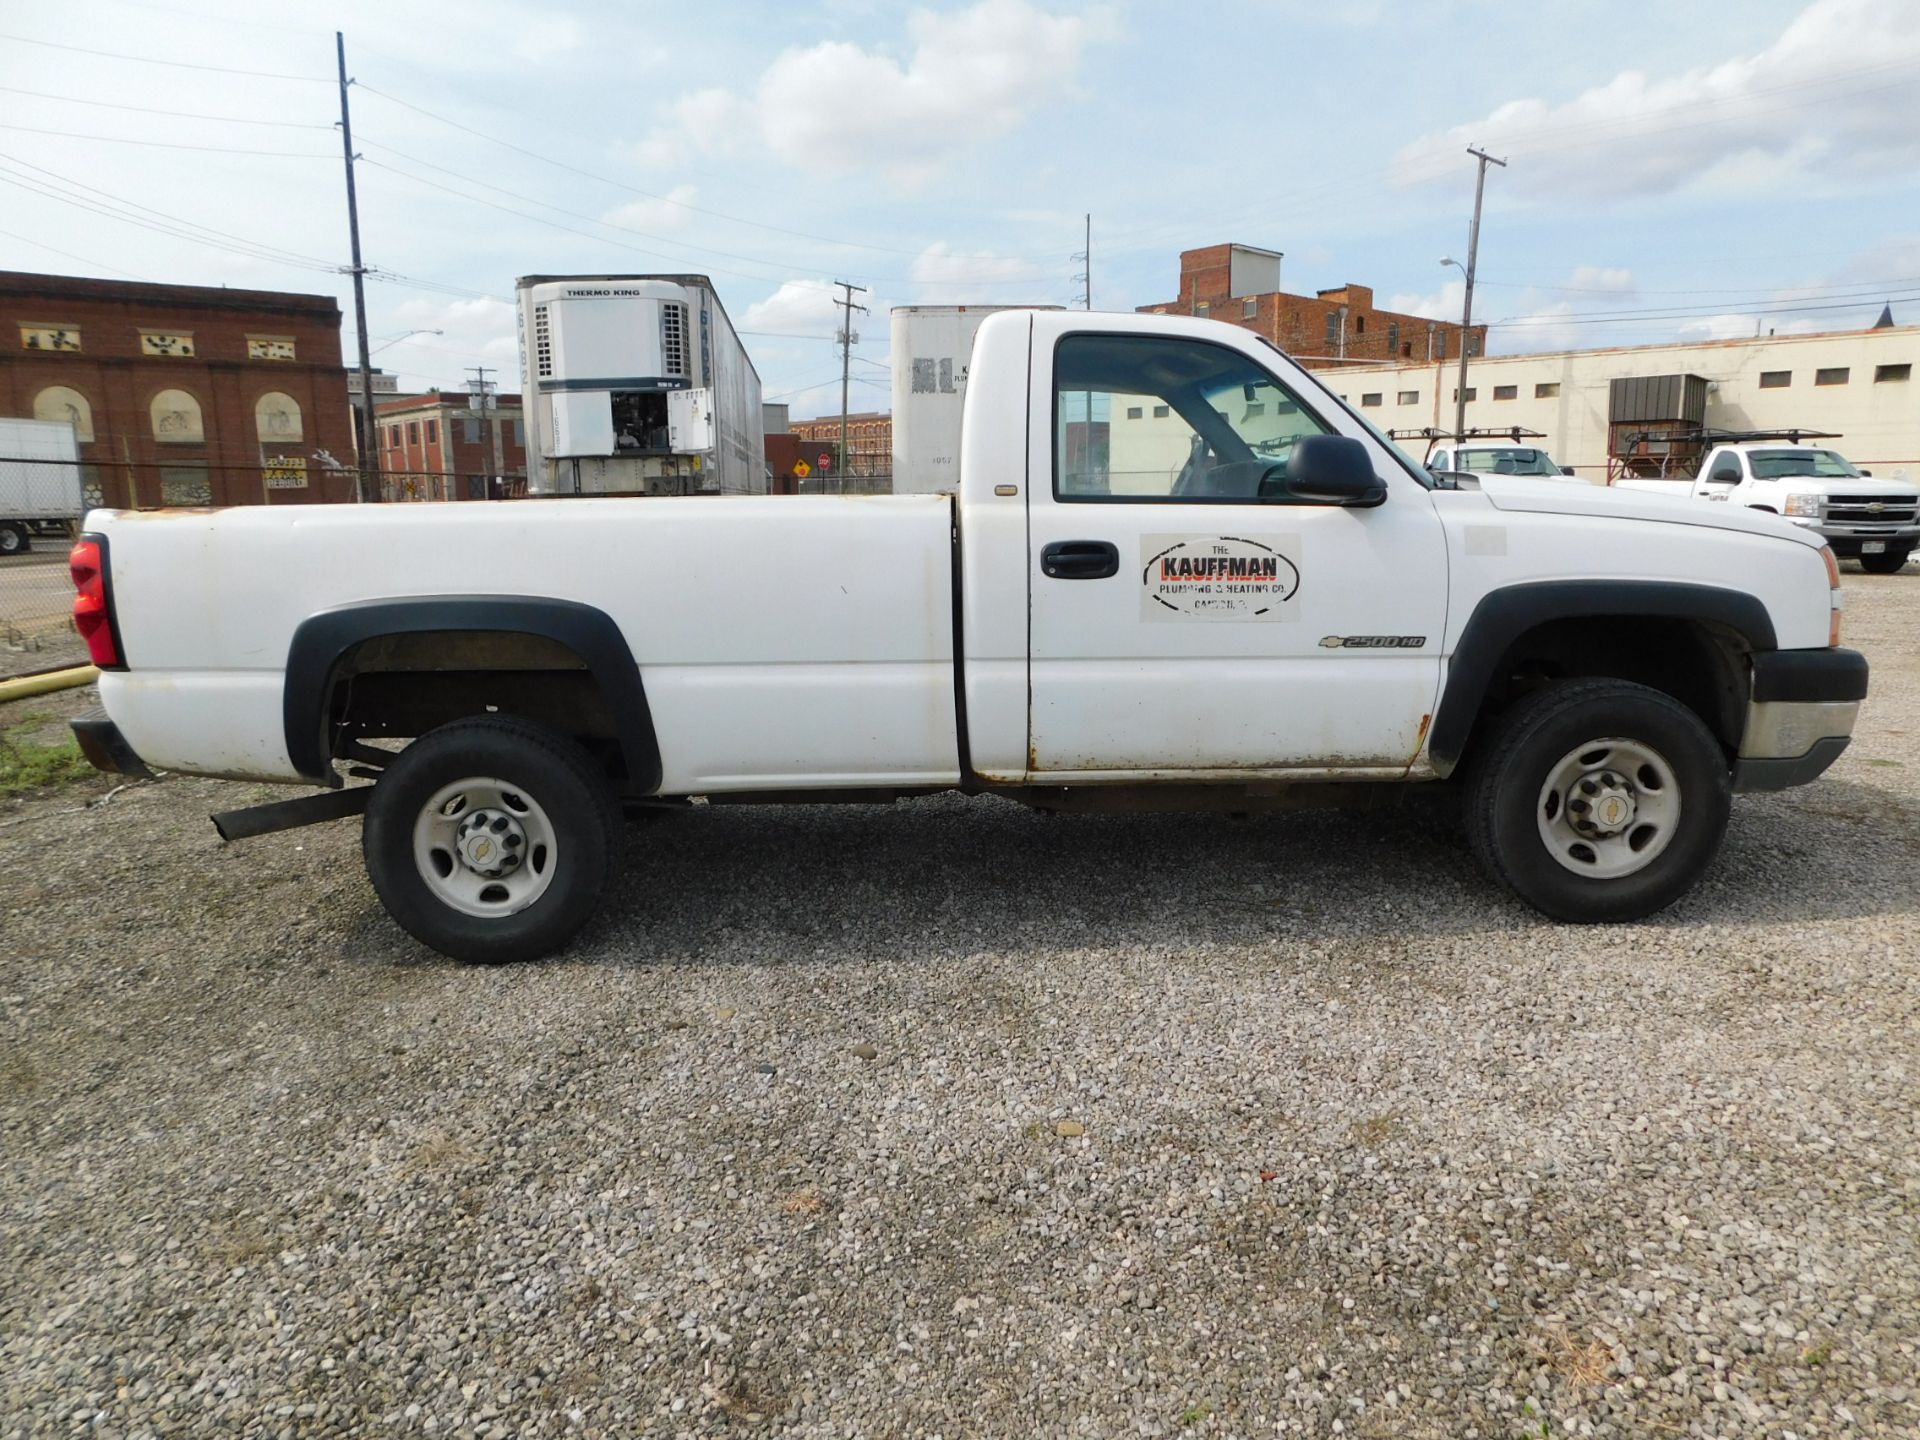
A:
0;665;100;704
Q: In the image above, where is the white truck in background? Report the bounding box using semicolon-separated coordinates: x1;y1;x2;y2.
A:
1613;431;1919;572
890;305;1059;493
516;274;765;497
0;416;85;554
69;310;1864;965
1397;427;1582;483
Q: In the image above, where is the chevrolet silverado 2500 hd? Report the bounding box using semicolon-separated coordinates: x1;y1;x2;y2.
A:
69;310;1867;962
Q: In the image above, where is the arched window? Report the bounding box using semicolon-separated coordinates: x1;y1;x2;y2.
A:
255;391;303;443
150;388;204;444
32;385;95;442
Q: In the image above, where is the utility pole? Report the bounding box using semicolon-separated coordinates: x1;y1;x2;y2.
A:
467;366;501;501
833;281;867;493
1081;214;1092;309
335;32;378;503
1453;144;1506;446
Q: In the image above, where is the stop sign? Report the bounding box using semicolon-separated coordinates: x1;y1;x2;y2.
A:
818;452;832;472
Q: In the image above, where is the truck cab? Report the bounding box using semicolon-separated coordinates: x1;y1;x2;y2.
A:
1692;440;1918;573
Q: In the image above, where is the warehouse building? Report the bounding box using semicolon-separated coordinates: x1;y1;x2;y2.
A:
1314;322;1919;480
0;270;357;507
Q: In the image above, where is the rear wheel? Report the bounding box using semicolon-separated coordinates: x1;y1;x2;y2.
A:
363;716;619;963
1466;679;1730;922
0;523;28;555
1858;546;1912;575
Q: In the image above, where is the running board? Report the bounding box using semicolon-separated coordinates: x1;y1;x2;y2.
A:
212;786;371;842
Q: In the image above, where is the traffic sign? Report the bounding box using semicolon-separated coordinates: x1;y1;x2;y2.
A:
818;452;832;472
793;459;811;479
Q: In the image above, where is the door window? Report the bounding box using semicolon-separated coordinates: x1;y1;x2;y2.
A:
1053;333;1333;503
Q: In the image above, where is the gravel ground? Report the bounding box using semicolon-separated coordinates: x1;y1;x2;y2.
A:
2;573;1917;1439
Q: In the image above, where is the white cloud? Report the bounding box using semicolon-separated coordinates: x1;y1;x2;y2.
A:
909;242;1043;300
631;0;1108;187
1385;279;1465;323
1393;0;1920;200
374;296;519;391
1676;313;1821;342
739;280;847;337
602;185;700;235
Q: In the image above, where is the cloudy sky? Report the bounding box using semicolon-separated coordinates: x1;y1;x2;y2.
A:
3;0;1917;417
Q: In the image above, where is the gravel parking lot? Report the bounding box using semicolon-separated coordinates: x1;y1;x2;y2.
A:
3;574;1917;1439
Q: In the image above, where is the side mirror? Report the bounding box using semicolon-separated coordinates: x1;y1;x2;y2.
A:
1278;434;1387;507
1561;465;1576;476
1860;469;1873;477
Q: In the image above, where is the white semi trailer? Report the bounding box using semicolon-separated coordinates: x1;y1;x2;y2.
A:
0;416;85;554
515;274;765;496
890;305;1059;494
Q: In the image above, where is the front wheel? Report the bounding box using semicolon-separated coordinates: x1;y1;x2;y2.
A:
1858;547;1912;575
363;716;620;963
1465;680;1730;923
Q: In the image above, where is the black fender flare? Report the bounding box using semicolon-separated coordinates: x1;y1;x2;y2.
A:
1428;580;1777;776
283;595;662;793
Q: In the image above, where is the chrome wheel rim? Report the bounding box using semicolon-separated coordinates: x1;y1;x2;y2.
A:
1535;737;1681;879
411;776;558;917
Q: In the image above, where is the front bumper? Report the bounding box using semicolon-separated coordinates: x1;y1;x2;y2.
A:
1731;648;1867;793
70;707;154;780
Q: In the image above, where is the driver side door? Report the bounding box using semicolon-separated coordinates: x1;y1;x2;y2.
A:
1025;323;1449;778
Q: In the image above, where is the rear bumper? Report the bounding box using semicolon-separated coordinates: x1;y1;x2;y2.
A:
1731;648;1867;794
70;707;154;780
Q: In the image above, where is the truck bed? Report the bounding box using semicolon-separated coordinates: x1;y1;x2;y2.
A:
92;497;962;790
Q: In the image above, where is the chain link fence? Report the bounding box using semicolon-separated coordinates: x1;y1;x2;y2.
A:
0;527;85;677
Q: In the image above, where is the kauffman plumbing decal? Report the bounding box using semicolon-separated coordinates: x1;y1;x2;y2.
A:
1141;535;1301;621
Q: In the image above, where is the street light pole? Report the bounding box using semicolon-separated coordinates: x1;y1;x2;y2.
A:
1450;145;1506;445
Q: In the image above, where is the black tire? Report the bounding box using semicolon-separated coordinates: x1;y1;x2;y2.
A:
0;523;28;555
1858;547;1911;575
1465;679;1730;923
363;716;620;964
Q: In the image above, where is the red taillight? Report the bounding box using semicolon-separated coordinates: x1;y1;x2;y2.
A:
70;537;121;668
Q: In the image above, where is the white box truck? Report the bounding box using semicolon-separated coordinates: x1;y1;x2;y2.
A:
516;274;765;497
1;416;85;554
890;305;1059;493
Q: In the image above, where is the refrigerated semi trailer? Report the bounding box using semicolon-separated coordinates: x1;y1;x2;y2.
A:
515;274;765;497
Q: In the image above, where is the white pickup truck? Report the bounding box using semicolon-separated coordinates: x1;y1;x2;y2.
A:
1616;438;1919;573
69;310;1866;963
1425;438;1579;482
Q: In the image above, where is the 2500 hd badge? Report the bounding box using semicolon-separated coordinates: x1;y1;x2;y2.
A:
1142;535;1301;621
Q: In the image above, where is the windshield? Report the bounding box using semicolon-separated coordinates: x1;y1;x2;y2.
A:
1748;448;1861;480
1458;447;1561;476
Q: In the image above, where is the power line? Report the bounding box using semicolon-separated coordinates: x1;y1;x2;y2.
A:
1488;284;1920;326
355;138;1052;288
0;122;334;158
0;31;331;81
0;85;334;129
0;225;152;282
0;167;345;277
353;82;999;261
0;153;343;270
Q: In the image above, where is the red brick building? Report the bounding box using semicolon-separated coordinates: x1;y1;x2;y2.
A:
0;270;356;507
788;411;890;483
1139;244;1486;370
375;391;528;501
